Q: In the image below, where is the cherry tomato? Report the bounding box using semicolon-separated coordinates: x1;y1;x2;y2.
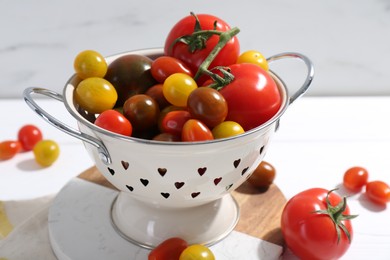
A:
247;161;276;189
153;133;181;142
161;110;192;136
219;63;281;131
182;119;213;142
237;50;269;71
164;13;239;79
179;244;215;260
145;84;171;110
148;237;188;260
0;140;22;160
151;56;193;83
281;188;356;260
73;50;107;79
187;87;227;128
163;73;198;107
75;77;118;114
94;109;132;136
158;105;186;133
212;121;244;139
104;54;157;107
123;94;160;132
365;181;390;205
17;124;43;151
33;140;60;167
343;166;369;192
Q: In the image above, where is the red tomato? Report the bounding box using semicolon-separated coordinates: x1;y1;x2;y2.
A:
365;181;390;205
0;140;22;160
343;166;369;192
17;124;43;151
182;119;214;142
219;63;282;131
148;237;188;260
94;110;132;136
151;56;193;83
281;188;356;260
164;13;240;78
161;110;192;136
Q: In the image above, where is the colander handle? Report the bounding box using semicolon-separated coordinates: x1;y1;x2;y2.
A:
23;87;112;165
267;52;314;105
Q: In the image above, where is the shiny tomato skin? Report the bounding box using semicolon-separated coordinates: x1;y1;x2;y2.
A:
281;188;353;260
219;63;282;131
33;140;60;167
365;181;390;205
73;50;107;79
145;84;171;110
153;132;181;142
148;237;188;260
343;166;369;192
17;124;43;151
212;121;244;139
161;110;192;136
247;161;276;189
164;14;239;78
151;56;193;83
94;109;132;136
179;244;215;260
182;119;213;142
0;140;22;160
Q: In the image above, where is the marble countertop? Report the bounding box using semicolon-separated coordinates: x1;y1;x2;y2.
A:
1;0;390;98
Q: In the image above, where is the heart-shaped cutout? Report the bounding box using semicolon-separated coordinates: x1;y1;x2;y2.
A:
233;159;241;168
214;177;222;185
161;192;170;199
241;167;249;175
121;161;129;170
158;168;167;177
140;178;149;186
198;167;207;176
225;184;233;191
191;192;200;198
126;185;134;192
259;146;264;155
108;167;115;176
175;182;185;189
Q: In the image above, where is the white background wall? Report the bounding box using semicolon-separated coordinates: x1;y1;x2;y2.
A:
1;0;389;98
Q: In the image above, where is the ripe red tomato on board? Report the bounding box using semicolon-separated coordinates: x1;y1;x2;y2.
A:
164;13;240;78
148;237;188;260
17;124;43;151
343;166;369;192
219;63;282;131
365;180;390;205
94;109;132;136
281;188;356;260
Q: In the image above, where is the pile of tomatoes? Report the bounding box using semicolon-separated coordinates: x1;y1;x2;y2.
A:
73;13;282;142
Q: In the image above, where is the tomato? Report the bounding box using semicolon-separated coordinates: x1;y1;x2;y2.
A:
179;244;215;260
73;50;107;79
365;181;390;205
75;77;118;114
123;94;160;132
212;121;244;139
17;124;43;151
343;166;369;192
0;140;22;160
158;105;186;133
182;119;213;142
148;237;188;260
281;188;356;260
104;54;157;107
163;73;198;107
164;13;239;79
33;140;60;167
237;50;269;71
247;161;276;189
219;63;281;131
187;87;227;128
151;56;193;83
94;109;132;136
145;84;171;110
161;110;192;136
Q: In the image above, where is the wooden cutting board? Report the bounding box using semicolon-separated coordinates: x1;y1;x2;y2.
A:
78;166;287;246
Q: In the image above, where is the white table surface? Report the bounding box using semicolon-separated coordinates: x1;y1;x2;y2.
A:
1;96;390;259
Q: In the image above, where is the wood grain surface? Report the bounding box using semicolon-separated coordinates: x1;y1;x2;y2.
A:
78;166;286;246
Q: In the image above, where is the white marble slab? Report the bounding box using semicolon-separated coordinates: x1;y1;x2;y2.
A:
1;0;390;98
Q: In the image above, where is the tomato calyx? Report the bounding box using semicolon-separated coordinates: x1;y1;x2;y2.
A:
313;189;358;244
203;66;234;90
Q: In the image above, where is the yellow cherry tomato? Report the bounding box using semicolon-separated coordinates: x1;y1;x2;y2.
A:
163;73;198;107
237;50;269;71
75;77;118;114
212;121;245;139
33;140;60;167
74;50;108;79
179;244;215;260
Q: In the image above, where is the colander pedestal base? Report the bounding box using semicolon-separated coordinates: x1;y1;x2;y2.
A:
111;191;240;248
